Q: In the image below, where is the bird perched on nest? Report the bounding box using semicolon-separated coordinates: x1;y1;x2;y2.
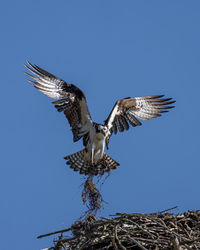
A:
25;62;175;176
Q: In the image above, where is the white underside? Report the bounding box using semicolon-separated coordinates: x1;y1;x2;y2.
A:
85;128;106;164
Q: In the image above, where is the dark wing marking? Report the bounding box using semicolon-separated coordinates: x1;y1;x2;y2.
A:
104;95;175;147
25;61;93;142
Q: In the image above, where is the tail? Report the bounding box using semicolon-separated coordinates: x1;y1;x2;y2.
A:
64;149;119;176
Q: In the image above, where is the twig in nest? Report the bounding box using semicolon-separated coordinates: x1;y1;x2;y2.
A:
37;228;71;239
127;235;148;250
159;206;178;214
114;224;126;250
171;237;180;250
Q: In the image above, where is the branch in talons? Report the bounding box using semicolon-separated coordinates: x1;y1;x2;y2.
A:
81;177;104;216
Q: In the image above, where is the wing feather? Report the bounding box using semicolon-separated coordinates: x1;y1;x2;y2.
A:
105;95;175;145
25;61;93;142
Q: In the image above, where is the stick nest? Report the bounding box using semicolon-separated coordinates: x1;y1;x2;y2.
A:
47;209;200;249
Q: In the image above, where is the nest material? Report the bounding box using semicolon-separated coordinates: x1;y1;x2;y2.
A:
44;209;200;250
81;177;104;215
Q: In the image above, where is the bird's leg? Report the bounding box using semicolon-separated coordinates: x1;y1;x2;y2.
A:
106;136;110;150
91;145;94;165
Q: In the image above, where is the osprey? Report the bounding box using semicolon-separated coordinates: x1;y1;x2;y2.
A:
25;62;175;176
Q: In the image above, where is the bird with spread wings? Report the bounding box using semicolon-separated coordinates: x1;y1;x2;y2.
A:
25;62;175;176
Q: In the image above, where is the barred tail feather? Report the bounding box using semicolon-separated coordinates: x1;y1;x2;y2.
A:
64;149;119;176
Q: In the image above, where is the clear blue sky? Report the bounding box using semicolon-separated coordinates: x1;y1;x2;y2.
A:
1;1;200;249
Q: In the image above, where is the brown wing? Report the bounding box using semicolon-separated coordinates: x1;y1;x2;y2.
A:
25;61;93;142
104;95;175;147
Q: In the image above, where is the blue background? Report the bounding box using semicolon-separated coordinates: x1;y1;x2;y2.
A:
1;1;199;249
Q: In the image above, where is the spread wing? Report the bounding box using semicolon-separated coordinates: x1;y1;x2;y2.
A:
104;95;175;147
25;61;93;142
